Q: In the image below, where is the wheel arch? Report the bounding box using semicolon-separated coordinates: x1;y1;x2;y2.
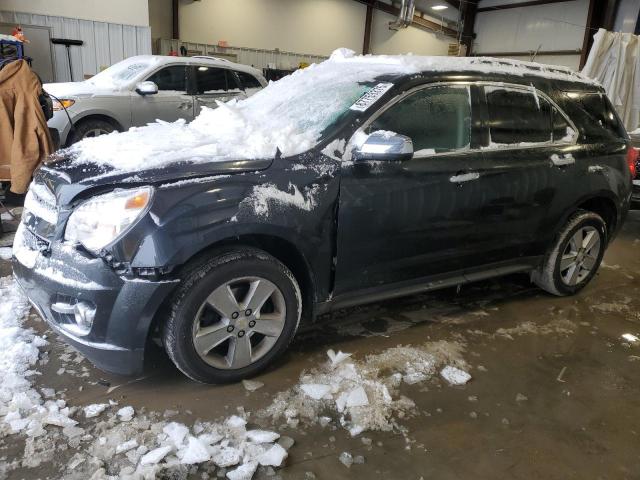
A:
67;113;124;145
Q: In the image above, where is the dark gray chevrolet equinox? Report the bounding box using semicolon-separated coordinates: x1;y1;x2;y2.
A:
13;52;635;383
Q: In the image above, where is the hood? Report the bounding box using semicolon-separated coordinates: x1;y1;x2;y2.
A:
38;150;272;207
44;80;118;98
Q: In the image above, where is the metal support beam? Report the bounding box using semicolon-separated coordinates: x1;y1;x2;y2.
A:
477;0;575;12
363;4;373;54
579;0;620;69
460;0;478;56
172;0;179;40
443;0;461;9
354;0;458;37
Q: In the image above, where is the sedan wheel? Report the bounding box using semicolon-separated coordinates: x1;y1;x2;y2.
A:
193;276;287;369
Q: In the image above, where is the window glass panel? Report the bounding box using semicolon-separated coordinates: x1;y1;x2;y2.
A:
486;88;552;145
146;66;187;92
237;71;262;89
195;66;228;94
569;92;626;142
368;85;471;154
552;107;574;142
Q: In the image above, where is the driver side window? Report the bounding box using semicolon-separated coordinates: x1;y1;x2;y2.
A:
146;66;187;93
368;85;471;154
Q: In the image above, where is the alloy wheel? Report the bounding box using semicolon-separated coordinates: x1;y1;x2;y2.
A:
192;276;286;369
559;226;601;286
83;128;110;138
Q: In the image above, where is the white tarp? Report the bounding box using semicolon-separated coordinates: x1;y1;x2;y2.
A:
582;28;640;132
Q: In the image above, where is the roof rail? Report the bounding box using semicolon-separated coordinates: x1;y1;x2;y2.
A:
473;56;585;82
192;55;232;63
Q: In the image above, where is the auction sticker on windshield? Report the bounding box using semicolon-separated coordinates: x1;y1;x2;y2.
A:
349;82;394;112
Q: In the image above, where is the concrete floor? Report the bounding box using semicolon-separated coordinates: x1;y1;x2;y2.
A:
2;210;640;479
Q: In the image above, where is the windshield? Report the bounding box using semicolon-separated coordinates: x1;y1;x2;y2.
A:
66;52;406;174
88;57;155;88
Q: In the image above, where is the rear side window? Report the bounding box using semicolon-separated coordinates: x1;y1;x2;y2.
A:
368;85;471;154
485;87;552;144
146;66;187;92
195;66;229;94
237;71;262;89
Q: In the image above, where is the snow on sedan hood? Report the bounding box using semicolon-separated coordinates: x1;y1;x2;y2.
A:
64;48;597;175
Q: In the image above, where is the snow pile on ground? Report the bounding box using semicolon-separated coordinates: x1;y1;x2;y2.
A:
261;342;470;436
59;49;595;176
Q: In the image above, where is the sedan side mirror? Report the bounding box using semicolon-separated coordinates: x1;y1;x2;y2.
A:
352;131;413;162
135;81;158;96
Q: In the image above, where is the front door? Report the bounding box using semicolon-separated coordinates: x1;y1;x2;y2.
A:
132;65;194;126
335;84;492;295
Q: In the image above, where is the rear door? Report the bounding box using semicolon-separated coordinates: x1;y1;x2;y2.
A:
193;66;246;115
472;84;578;262
132;64;194;125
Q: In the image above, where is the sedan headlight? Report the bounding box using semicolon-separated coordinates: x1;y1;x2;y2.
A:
64;187;153;253
52;98;75;111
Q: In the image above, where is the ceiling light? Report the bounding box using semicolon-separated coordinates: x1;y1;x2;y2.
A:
432;5;448;10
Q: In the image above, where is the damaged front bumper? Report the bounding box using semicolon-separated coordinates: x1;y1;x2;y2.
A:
12;224;178;376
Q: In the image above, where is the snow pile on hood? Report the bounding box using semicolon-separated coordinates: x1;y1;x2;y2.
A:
260;342;470;436
61;48;595;176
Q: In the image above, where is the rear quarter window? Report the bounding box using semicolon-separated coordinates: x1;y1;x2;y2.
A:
237;71;263;89
564;91;626;143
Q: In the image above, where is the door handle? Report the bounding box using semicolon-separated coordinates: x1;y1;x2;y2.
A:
450;171;480;184
550;153;575;167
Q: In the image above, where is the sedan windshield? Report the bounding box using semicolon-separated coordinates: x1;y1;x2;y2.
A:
88;57;156;89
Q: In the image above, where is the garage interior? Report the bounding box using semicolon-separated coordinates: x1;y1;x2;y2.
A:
1;0;640;479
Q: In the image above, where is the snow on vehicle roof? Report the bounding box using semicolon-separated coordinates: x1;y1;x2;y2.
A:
63;49;597;176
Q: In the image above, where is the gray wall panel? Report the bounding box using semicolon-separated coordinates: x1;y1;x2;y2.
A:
0;10;151;81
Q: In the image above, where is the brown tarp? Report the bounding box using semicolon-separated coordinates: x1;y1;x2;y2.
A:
0;59;53;193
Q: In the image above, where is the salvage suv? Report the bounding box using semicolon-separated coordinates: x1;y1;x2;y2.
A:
13;50;634;383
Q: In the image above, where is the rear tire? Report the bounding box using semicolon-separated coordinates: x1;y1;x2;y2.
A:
532;210;607;296
69;118;116;144
162;247;301;384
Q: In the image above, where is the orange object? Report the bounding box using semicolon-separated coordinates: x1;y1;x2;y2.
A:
11;25;29;43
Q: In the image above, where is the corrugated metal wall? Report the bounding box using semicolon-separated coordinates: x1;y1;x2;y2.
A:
157;39;328;70
0;10;151;82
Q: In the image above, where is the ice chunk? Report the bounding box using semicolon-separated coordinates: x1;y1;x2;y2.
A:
278;436;295;450
327;349;352;367
246;430;280;443
345;386;368;408
116;439;138;454
622;333;639;343
300;384;331;400
163;422;189;447
140;445;172;465
212;446;241;467
226;461;258;480
339;452;353;468
242;380;264;392
45;411;77;427
225;415;247;428
258;444;288;467
180;436;211;464
84;403;108;418
440;366;471;385
117;406;134;421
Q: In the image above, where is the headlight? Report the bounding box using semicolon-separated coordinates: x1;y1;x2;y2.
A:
64;187;153;253
52;98;75;111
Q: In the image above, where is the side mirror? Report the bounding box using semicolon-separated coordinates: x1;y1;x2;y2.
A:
352;131;413;162
135;81;158;96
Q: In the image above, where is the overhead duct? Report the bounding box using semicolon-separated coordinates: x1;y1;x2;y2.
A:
389;0;415;30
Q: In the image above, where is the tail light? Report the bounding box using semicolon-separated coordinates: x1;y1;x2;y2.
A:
627;146;638;178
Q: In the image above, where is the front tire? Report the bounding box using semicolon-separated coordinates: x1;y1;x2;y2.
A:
163;247;302;383
69;118;116;144
532;210;607;296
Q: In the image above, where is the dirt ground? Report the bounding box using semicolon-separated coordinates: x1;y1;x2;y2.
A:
1;210;640;480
